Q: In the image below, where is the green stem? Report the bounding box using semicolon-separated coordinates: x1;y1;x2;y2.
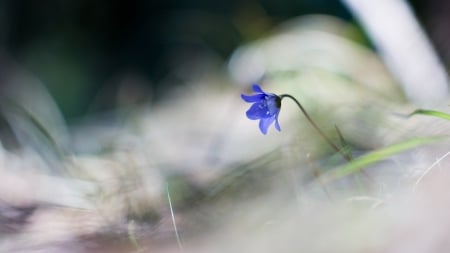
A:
280;94;351;162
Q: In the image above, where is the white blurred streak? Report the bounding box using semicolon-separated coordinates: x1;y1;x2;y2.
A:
342;0;449;105
228;46;266;85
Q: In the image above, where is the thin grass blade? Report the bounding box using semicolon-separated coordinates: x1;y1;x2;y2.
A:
408;109;450;121
320;136;444;183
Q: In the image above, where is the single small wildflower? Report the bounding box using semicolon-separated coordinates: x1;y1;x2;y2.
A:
241;84;281;134
240;84;352;162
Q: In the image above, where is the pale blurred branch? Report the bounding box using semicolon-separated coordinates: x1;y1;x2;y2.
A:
342;0;449;105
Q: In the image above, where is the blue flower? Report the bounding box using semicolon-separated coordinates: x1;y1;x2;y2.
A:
241;84;281;134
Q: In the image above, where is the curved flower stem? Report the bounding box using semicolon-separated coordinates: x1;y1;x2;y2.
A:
280;94;351;162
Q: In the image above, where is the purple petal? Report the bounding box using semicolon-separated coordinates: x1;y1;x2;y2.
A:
246;102;268;119
259;116;275;134
241;93;265;102
252;84;265;94
274;117;281;131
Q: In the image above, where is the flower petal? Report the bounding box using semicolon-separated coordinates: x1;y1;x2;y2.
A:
259;116;275;134
241;93;265;102
252;84;265;94
274;117;281;131
246;102;268;119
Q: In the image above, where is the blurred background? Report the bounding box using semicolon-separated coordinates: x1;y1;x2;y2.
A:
0;0;350;120
2;1;450;252
0;0;447;120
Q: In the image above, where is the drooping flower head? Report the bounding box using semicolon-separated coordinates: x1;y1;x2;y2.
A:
241;84;281;134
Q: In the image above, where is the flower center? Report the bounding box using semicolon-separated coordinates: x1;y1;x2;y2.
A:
262;95;280;116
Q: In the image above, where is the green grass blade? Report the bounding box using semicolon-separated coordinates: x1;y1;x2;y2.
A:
335;125;353;160
320;136;444;183
166;182;184;251
409;109;450;121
